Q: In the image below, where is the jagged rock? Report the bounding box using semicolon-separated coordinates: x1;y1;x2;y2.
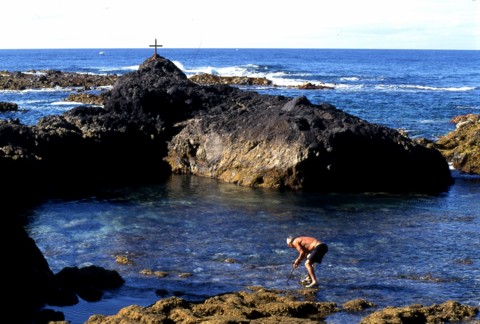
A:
0;101;18;111
42;265;125;307
64;93;105;105
435;114;480;174
360;300;479;324
3;223;56;322
189;73;273;86
106;55;454;193
165;92;453;193
86;287;340;323
296;82;334;90
343;299;377;311
0;70;117;90
55;265;124;291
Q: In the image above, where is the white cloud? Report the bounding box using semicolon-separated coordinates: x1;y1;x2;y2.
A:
1;0;478;49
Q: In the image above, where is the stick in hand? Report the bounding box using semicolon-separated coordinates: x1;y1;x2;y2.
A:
287;265;295;285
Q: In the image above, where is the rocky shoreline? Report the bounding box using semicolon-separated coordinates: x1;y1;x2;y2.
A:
85;287;479;323
0;69;117;91
2;55;479;323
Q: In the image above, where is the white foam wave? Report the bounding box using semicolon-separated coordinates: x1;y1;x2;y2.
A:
51;101;81;106
0;88;71;94
340;76;360;81
23;71;47;76
172;60;185;71
418;119;438;124
455;105;480;110
376;84;475;92
334;84;364;91
99;65;139;73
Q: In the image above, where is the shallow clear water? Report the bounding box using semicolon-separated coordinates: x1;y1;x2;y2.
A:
26;173;480;323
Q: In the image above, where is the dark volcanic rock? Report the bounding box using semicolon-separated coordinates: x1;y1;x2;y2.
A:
4;223;56;322
53;265;124;303
0;101;19;111
165;93;453;193
0;69;117;90
106;54;454;193
189;73;273;86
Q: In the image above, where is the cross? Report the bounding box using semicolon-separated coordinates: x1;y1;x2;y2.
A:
149;38;163;56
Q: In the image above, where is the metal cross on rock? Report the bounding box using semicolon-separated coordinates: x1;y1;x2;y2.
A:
149;39;163;56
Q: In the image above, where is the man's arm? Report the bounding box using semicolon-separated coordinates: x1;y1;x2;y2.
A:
293;243;307;268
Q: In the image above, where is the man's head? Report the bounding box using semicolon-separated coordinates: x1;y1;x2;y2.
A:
286;236;294;247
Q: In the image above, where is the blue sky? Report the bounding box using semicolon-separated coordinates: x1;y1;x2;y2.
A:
2;0;479;49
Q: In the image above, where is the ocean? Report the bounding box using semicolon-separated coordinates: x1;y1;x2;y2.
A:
2;48;479;323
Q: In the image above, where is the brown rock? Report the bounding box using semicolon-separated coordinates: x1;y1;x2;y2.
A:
343;298;376;311
360;300;479;324
189;73;272;86
64;93;105;105
436;113;480;174
115;255;134;265
296;82;334;90
85;287;340;323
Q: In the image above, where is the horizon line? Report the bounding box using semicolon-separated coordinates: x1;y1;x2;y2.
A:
0;47;478;51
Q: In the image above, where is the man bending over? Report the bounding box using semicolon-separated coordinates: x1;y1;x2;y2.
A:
287;236;328;288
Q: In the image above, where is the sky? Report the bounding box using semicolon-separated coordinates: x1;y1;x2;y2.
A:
2;0;479;50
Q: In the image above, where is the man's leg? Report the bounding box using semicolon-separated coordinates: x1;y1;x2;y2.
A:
305;260;318;287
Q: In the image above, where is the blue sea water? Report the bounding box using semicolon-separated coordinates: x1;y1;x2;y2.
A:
1;49;479;323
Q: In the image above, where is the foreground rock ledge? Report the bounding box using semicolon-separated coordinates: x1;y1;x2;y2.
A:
86;287;339;323
85;287;479;324
360;300;479;324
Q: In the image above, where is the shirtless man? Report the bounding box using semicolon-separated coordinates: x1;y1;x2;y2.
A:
287;236;328;288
